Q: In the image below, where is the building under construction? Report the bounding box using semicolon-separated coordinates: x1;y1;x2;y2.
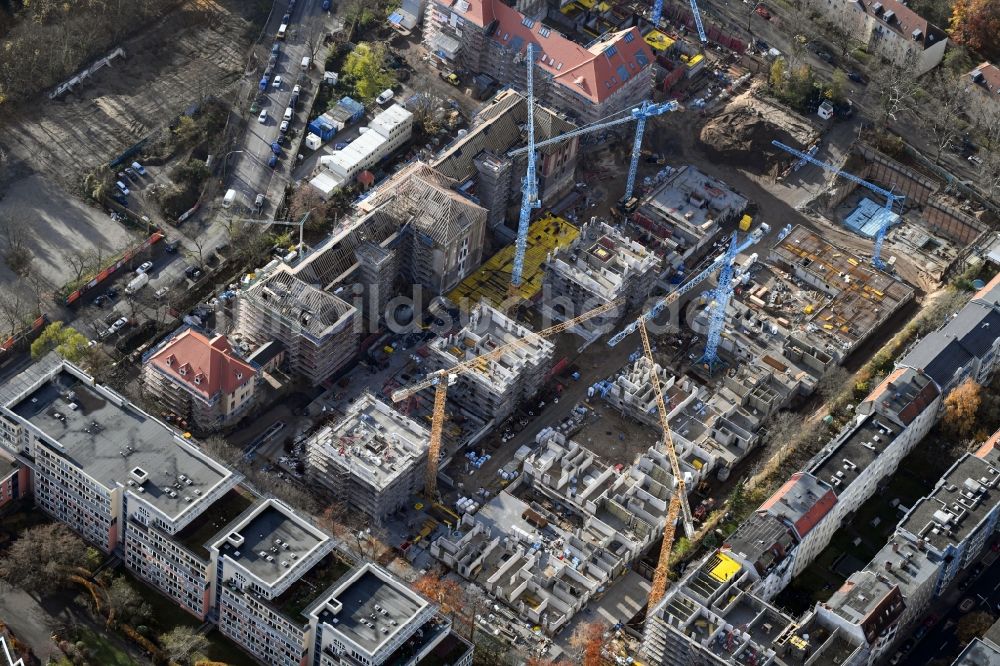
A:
431;89;579;235
305;393;429;522
234;267;358;386
426;304;554;423
541;217;660;344
767;225;915;360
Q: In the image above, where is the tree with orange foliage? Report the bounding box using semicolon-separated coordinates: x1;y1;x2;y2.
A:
943;377;982;439
411;571;482;640
568;621;609;666
950;0;1000;60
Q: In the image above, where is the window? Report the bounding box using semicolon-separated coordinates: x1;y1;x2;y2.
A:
623;31;634;43
617;65;629;81
539;26;551;37
521;16;534;27
605;45;618;57
636;53;649;67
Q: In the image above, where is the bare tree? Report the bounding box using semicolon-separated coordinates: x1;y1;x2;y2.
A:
981;150;1000;200
915;73;970;165
0;291;33;337
187;235;209;269
868;60;919;128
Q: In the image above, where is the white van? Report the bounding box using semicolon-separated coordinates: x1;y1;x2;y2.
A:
277;23;288;39
223;188;237;208
376;89;394;105
301;56;311;71
283;107;293;121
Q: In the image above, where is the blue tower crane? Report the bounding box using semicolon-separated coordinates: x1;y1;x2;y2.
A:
608;224;792;347
508;100;679;209
698;232;738;371
771;140;905;270
651;0;707;42
510;43;540;293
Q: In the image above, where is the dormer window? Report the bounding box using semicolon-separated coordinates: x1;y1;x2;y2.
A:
166;354;176;367
194;373;203;385
179;365;188;375
236;371;244;381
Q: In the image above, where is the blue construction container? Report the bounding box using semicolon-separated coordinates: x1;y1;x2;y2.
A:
307;115;337;141
337;96;365;123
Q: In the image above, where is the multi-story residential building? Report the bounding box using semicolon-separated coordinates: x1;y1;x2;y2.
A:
305;394;429;523
235;266;359;386
306;563;473;666
423;0;654;124
900;274;1000;393
0;452;29;510
142;328;259;432
802;0;947;75
427;304;554;423
0;361;240;553
431;89;578;234
212;499;336;666
896;442;1000;595
806;367;940;554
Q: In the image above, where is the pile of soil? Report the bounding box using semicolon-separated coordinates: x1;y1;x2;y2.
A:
698;94;820;171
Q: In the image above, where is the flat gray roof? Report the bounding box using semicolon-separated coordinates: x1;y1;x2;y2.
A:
11;368;232;521
215;500;329;587
811;413;901;492
898;453;1000;551
316;566;429;656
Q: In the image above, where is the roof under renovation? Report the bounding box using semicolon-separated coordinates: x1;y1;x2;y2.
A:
242;267;355;342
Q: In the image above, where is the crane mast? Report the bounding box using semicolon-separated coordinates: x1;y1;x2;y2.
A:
510;43;540;294
698;232;739;371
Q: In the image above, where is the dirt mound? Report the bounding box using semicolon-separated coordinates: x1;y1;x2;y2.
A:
699;93;819;170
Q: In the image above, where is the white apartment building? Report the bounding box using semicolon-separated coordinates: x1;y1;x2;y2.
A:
802;0;947;75
0;362;239;554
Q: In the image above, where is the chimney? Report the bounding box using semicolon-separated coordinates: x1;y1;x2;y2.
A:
885;560;893;571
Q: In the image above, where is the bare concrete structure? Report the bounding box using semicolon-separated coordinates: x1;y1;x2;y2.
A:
431;429;674;635
235;267;358;387
632;166;748;270
541;218;660;344
427;305;553;423
305;394;429;522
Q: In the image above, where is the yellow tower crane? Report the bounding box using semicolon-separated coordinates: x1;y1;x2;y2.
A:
391;299;625;500
639;318;695;609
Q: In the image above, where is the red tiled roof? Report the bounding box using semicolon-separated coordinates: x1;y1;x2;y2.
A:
969;62;1000;94
148;329;256;399
974;427;1000;459
453;0;654;103
759;472;837;537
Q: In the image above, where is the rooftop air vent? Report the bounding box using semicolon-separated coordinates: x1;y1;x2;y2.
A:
883;9;895;22
130;467;149;486
228;533;245;548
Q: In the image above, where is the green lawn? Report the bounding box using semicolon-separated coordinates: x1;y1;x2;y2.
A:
71;627;138;666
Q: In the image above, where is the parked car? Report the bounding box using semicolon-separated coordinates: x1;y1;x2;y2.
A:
258;109;268;123
280;120;289;133
268;154;279;168
334;142;347;150
376;88;394;105
131;161;147;176
115;180;130;196
440;71;460;86
136;261;153;274
754;3;771;18
93;295;107;308
105;287;119;299
292;84;301;96
107;317;129;336
816;51;834;63
272;75;283;89
848;71;866;83
185;265;203;280
165;239;181;253
271;42;280;55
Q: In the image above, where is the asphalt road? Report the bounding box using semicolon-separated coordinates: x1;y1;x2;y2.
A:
900;549;1000;665
226;0;326;216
